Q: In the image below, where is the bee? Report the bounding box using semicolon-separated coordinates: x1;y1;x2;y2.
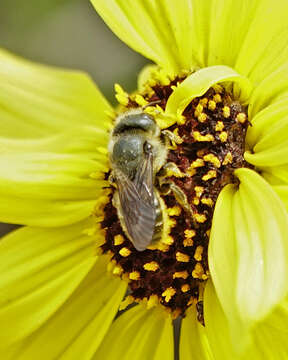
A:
109;109;167;251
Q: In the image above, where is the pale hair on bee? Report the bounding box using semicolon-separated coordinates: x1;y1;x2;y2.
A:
108;108;167;251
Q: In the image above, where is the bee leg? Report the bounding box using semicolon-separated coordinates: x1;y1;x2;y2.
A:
162;130;183;149
158;180;198;228
163;162;187;178
169;182;194;217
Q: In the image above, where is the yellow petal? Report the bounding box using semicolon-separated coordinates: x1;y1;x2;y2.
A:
92;0;288;83
91;0;180;75
272;185;288;211
245;97;288;167
8;258;127;360
235;0;288;84
234;169;288;322
180;306;213;360
245;297;288;359
0;220;98;348
0;48;112;138
165;65;252;119
245;98;288;149
249;62;288;119
210;169;288;339
93;306;174;360
204;281;243;359
0;127;109;227
208;184;246;345
261;166;288;186
204;282;288;360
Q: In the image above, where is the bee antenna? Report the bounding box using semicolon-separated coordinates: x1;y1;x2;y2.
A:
142;100;162;109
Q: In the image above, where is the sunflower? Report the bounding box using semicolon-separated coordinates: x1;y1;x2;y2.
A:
1;0;288;359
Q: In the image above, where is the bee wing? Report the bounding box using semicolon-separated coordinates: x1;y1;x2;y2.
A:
134;148;155;205
115;152;156;251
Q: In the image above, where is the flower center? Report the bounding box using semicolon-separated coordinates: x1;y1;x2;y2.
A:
100;76;250;320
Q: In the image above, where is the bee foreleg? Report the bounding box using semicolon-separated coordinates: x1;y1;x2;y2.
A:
162;130;183;149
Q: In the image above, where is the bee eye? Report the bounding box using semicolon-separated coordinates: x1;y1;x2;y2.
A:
143;141;153;154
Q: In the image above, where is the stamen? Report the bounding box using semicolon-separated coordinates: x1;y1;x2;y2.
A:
143;261;160;271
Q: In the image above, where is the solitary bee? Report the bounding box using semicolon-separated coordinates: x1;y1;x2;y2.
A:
109;109;167;251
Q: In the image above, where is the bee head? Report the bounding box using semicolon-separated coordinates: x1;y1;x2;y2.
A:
111;134;147;179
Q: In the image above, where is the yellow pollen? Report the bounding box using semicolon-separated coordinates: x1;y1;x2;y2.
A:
148;242;170;252
208;100;216;110
194;246;204;261
144;261;159;271
114;83;129;106
190;158;205;168
184;229;196;238
186;167;196;176
219;131;228;142
194;213;207;223
173;271;189;279
203;153;221;168
162;235;174;245
176;252;190;262
167;206;182;216
201;197;214;207
199;98;208;106
162;287;176;302
223;152;233;165
202;170;217;181
183;237;194;247
236;112;247;123
194;103;203;116
215;121;224;132
167;217;177;229
92;191;111;220
165;165;187;178
129;271;140;280
144;104;164;118
183;229;195;246
222;106;231;118
181;284;190;293
119;247;131;257
134;94;148;106
119;295;134;311
213;94;222;103
194;186;204;197
198;113;207;123
114;234;125;246
112;265;123;276
193;131;214;142
192;263;205;279
193;197;200;205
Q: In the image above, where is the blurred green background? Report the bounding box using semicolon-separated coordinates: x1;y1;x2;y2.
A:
0;0;148;236
0;0;148;102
